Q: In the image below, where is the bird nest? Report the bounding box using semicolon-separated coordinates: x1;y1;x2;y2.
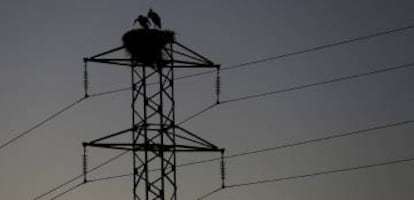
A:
122;29;175;65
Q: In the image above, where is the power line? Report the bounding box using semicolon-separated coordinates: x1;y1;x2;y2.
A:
0;97;85;151
33;174;81;200
178;61;414;125
218;24;414;72
221;61;414;104
0;88;131;152
196;156;414;200
0;86;133;152
50;182;84;200
177;103;218;125
88;172;131;183
88;87;130;98
180;120;414;166
197;187;223;200
173;24;414;82
228;156;414;187
33;151;128;200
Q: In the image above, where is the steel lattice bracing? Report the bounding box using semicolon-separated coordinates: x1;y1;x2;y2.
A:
130;55;177;200
83;42;223;200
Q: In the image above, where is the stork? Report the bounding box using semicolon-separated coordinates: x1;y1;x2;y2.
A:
134;15;151;29
147;9;161;29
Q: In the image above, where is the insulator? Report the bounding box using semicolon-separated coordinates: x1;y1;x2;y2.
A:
220;151;226;188
83;145;88;183
215;68;221;104
83;62;89;98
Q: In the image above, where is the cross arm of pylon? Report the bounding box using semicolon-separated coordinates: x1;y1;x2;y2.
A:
83;124;223;152
84;42;220;69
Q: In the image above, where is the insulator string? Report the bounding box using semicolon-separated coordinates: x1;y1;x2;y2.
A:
83;144;88;183
220;150;226;188
83;60;89;98
215;67;221;104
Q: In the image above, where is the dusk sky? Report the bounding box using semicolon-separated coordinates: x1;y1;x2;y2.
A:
1;0;414;199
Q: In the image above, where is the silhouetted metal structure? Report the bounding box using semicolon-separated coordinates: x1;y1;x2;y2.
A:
82;28;223;200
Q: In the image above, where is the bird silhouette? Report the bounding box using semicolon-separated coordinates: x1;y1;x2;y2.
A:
147;9;161;29
134;15;151;29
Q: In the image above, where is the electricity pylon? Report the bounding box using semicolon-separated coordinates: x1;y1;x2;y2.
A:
82;31;224;200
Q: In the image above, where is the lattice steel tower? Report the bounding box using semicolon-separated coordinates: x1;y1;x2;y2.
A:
82;26;224;200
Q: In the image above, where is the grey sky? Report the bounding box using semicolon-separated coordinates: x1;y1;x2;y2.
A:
1;0;414;199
